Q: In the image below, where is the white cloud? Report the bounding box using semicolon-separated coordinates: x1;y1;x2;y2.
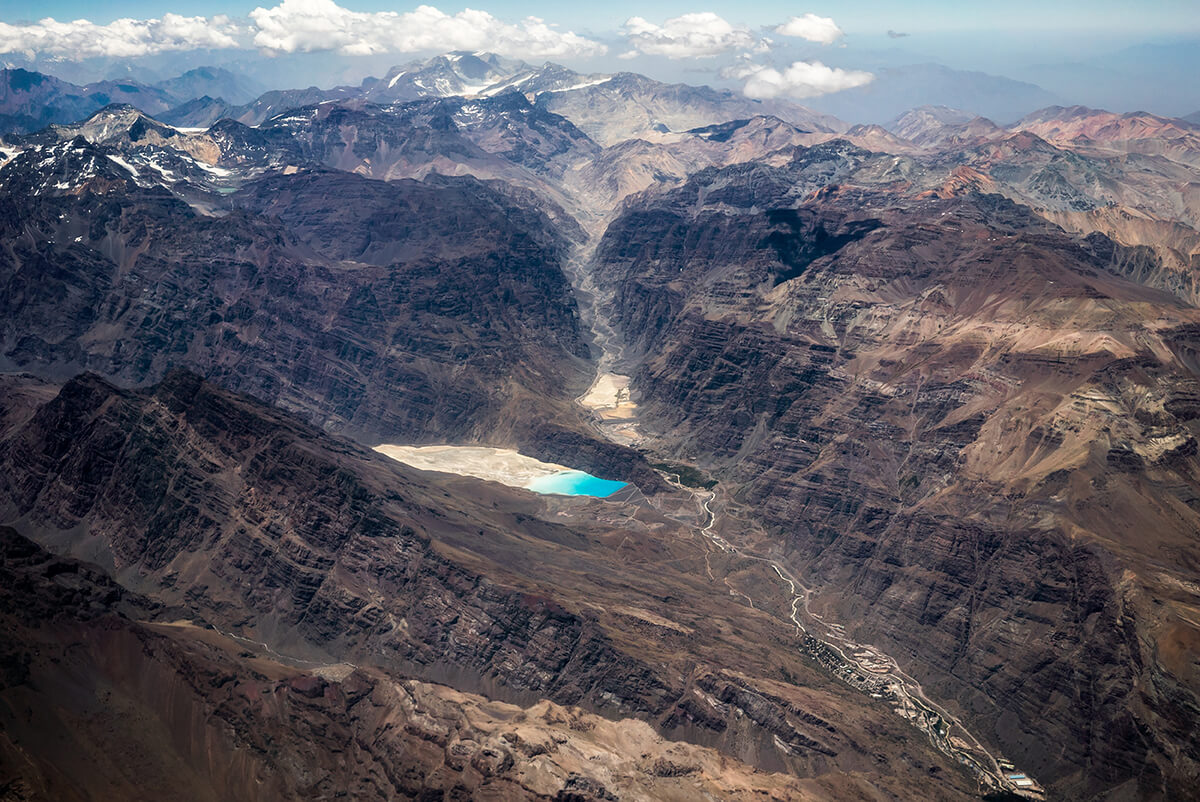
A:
620;12;763;59
773;13;844;45
249;0;605;58
0;14;241;59
728;60;873;99
0;1;605;61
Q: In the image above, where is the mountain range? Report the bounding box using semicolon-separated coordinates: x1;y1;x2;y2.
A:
805;63;1062;125
0;66;264;134
2;50;1200;802
2;53;848;139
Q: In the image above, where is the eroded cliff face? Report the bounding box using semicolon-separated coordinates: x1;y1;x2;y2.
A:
0;372;975;800
593;151;1200;799
0;145;667;492
264;94;599;183
0;525;916;802
0;157;577;437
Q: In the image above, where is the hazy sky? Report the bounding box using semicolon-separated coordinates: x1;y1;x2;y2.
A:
3;0;1198;34
1;1;1197;117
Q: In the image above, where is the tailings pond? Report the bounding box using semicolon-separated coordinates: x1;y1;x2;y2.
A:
374;445;628;498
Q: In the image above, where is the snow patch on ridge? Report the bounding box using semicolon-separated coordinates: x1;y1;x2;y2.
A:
0;146;21;169
105;154;140;177
541;77;614;94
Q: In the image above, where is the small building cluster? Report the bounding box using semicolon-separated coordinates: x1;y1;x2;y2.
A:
997;759;1045;798
799;633;895;697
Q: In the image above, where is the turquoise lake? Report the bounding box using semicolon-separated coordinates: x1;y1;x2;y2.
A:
525;470;628;497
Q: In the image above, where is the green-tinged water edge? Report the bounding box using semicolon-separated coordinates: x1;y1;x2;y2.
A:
525;469;627;497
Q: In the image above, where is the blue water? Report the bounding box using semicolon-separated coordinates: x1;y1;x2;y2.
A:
526;470;628;498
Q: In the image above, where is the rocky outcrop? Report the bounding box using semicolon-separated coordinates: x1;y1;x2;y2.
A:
536;72;845;147
594;149;1200;799
1;524;909;801
0;147;669;490
1011;105;1200;168
256;93;598;184
0;69;177;135
0;371;974;798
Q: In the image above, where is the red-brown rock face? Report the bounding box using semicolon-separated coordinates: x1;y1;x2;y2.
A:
594;150;1200;799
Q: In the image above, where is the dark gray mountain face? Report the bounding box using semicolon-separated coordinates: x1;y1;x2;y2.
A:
0;67;178;134
0;69;100;133
153;66;264;106
258;93;598;181
157;94;237;128
0;134;664;489
0;368;979;801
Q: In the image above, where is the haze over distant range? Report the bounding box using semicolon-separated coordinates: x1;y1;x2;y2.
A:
1;0;1197;123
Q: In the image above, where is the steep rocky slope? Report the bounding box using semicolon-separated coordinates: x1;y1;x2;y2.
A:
0;68;177;135
935;133;1200;301
1012;105;1200;168
0;371;975;800
593;151;1200;799
889;106;1003;149
0;521;944;802
0;144;577;437
562;116;824;217
875;106;1200;291
536;72;846;147
0;139;662;489
259;93;598;191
